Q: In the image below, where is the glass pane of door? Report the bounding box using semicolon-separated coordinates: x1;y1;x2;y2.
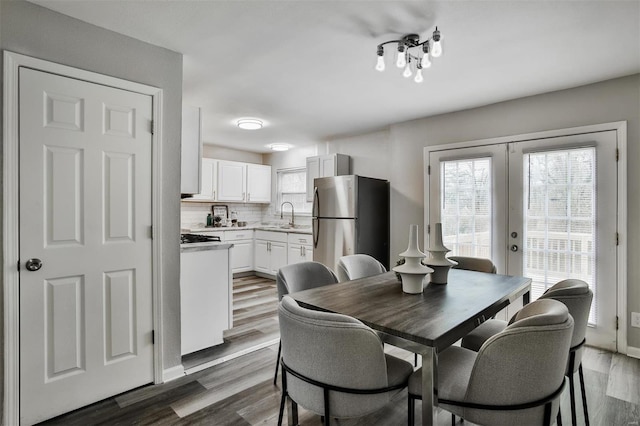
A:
440;158;492;258
523;148;597;324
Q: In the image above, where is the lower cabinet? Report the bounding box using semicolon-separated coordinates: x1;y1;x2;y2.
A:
225;230;254;273
287;233;314;265
255;231;288;275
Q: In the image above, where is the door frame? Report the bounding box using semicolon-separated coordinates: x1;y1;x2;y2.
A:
3;51;166;425
423;121;628;354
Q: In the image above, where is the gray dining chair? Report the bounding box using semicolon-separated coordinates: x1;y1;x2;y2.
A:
277;295;413;426
462;278;593;425
408;298;574;426
273;261;339;385
336;254;386;282
449;256;497;274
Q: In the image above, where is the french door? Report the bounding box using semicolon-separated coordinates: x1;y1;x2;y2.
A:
427;130;619;351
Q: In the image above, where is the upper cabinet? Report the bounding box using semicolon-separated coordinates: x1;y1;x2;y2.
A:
191;158;217;200
180;106;202;195
306;154;350;201
246;164;272;203
184;156;272;203
217;160;247;202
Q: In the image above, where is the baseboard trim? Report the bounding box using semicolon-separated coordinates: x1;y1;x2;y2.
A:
162;365;185;382
254;271;276;280
183;337;280;375
626;346;640;359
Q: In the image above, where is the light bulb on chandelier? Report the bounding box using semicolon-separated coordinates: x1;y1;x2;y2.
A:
375;27;442;83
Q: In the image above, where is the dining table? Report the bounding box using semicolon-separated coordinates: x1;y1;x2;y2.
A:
289;268;531;426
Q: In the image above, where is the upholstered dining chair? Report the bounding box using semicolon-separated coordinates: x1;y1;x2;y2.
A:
336;254;387;282
277;295;413;426
462;279;593;425
449;256;497;274
408;299;574;426
273;261;339;385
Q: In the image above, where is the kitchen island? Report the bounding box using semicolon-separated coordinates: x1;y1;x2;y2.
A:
180;241;234;355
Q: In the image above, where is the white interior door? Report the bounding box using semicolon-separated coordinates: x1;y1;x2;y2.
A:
19;68;154;424
427;130;618;350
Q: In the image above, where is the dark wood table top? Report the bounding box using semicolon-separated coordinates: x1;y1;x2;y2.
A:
291;269;531;352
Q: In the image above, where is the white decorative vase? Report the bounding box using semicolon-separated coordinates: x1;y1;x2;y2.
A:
425;223;457;284
392;224;434;294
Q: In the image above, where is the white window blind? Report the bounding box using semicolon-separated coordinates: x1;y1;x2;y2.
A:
277;168;312;214
523;147;596;324
440;158;492;258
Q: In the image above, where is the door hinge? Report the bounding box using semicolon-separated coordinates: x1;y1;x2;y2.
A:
150;120;155;135
150;225;154;240
17;260;20;272
428;165;431;175
616;232;619;246
152;330;155;344
427;224;431;234
616;316;619;330
616;148;619;162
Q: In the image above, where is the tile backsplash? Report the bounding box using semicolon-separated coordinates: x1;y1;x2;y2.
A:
181;202;267;229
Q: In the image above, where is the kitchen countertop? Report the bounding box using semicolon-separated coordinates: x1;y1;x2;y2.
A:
182;224;312;235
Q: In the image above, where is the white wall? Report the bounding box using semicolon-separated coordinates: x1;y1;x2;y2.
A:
0;0;184;412
203;145;264;164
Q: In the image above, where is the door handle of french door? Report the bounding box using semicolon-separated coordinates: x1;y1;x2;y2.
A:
25;258;43;271
510;245;519;252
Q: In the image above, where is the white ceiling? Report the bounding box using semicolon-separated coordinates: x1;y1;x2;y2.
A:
30;1;640;153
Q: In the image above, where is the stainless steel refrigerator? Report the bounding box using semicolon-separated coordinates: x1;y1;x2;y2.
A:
312;175;389;272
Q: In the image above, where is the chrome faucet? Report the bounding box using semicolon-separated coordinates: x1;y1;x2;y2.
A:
280;201;295;227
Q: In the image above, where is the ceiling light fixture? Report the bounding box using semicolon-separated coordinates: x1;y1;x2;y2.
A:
376;27;442;84
236;118;263;130
268;143;290;151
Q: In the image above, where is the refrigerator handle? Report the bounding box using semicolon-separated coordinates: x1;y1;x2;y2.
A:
313;219;319;248
312;186;319;218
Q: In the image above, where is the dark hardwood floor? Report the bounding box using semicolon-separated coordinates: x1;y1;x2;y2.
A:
41;275;640;425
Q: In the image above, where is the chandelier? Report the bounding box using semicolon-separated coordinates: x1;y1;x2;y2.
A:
376;27;442;83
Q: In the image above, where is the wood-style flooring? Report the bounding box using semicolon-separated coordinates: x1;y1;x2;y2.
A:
41;275;640;425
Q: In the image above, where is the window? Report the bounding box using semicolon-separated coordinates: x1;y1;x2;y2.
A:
277;168;312;214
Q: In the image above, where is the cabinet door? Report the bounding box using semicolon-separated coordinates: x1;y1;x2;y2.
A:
218;160;247;201
231;240;254;273
254;240;270;273
320;155;336;178
270;241;288;275
246;164;272;203
302;245;313;262
306;156;320;201
288;243;304;265
192;158;217;200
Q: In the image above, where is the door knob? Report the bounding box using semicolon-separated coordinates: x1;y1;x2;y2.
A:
25;258;43;271
510;245;519;252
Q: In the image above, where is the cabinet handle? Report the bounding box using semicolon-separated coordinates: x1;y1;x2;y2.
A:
213;190;216;200
302;246;306;257
300;246;303;257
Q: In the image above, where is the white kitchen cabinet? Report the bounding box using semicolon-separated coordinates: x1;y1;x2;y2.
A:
190;158;217;201
287;233;314;265
306;154;350;201
246;164;272;203
180;106;202;195
254;230;288;275
225;229;254;273
217;160;247;202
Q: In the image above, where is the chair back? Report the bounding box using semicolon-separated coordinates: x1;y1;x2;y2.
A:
276;261;338;301
463;299;574;425
278;296;389;417
449;256;497;274
540;279;593;373
336;254;386;282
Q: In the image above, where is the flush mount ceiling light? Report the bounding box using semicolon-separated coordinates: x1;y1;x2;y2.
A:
268;143;290;151
376;27;442;83
236;118;263;130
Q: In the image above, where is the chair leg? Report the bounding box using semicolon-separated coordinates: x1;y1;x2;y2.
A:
569;372;577;426
557;406;563;426
451;413;455;426
414;353;418;367
578;363;590;425
273;340;282;385
408;395;415;426
277;391;286;426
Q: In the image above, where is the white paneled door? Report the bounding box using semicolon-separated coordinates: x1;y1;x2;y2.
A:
19;68;154;424
428;130;618;351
